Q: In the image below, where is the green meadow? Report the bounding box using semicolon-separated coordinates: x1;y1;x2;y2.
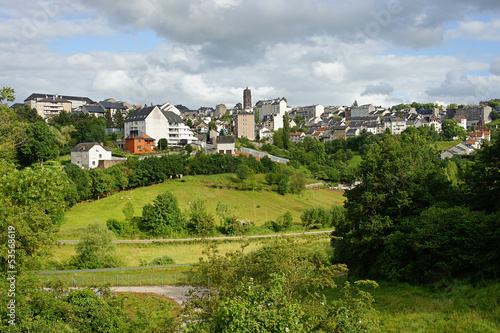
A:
59;174;344;239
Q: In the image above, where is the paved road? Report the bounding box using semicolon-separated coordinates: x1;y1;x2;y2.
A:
57;230;334;244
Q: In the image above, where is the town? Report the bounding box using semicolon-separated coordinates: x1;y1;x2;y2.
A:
17;88;500;169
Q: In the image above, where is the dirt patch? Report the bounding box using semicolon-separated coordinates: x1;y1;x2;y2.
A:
111;285;210;306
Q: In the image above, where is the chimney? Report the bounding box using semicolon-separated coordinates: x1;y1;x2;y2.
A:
100;142;103;146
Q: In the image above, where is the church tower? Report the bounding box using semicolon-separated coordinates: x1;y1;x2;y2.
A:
243;87;252;110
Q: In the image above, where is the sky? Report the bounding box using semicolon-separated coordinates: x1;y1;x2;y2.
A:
1;0;500;109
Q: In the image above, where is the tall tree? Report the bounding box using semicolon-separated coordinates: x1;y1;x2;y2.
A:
332;133;456;277
282;112;291;150
18;121;59;166
113;109;124;129
105;109;114;128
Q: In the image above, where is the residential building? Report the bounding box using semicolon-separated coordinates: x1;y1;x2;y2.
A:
290;131;306;143
331;125;349;140
453;114;467;130
125;130;156;154
216;136;236;155
234;112;255;140
124;105;198;147
70;142;112;169
255;98;288;121
456;105;493;126
296;104;325;121
24;93;95;110
351;104;375;118
383;117;407;135
262;113;284;131
31;96;72;119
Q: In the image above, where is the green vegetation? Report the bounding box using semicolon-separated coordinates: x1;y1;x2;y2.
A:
60;174;344;239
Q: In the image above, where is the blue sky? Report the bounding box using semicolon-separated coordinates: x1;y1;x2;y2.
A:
1;0;500;108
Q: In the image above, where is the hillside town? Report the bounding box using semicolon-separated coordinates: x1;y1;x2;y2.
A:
18;88;499;169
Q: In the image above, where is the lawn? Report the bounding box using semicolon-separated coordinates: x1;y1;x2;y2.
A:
59;174;345;239
433;140;460;151
347;152;363;167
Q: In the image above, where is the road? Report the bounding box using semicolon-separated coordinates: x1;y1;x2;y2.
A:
57;230;334;244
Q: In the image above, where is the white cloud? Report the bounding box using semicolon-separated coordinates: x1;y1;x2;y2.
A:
445;19;500;41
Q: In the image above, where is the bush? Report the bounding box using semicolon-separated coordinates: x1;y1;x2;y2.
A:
70;222;122;269
266;211;293;232
148;255;175;266
222;216;254;235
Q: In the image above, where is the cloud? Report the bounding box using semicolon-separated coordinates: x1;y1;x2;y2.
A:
361;82;394;96
425;70;477;98
490;57;500;75
445;19;500;41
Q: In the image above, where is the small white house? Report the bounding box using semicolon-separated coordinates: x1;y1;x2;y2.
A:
70;142;112;169
215;136;236;155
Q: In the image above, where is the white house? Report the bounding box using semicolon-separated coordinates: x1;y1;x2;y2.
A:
215;136;236;155
124;105;198;146
255;98;288;121
70;142;112;169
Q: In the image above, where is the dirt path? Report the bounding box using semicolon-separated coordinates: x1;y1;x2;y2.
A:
111;285;209;305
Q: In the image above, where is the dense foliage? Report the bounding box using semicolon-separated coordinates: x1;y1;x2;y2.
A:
184;237;380;332
332;132;500;283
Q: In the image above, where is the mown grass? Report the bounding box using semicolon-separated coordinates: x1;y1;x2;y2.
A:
45;238;269;269
347;152;363;167
59;174;344;239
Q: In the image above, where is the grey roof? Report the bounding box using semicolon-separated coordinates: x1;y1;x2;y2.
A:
100;101;127;109
216;136;236;144
125;106;185;124
162;110;184;123
70;142;112;152
82;105;104;114
24;93;95;104
125;106;156;122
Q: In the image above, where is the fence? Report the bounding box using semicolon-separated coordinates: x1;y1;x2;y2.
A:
40;272;207;288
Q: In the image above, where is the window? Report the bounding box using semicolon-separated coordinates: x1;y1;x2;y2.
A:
138;146;142;150
99;154;102;158
138;139;141;143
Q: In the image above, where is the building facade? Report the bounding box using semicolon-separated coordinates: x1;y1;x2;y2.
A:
234;112;255;140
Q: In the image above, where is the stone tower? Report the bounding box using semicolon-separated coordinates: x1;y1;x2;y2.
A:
243;87;252;110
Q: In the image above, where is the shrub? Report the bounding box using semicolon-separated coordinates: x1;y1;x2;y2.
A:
149;255;175;266
70;222;122;269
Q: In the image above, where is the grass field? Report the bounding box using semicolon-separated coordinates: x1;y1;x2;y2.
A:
59;174;344;239
45;237;276;268
433;140;460;151
347;152;363;167
373;280;500;332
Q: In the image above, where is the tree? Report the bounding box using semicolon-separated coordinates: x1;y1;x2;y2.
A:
189;199;215;236
490;109;500;121
448;103;458;109
113;109;124;129
235;163;251;181
353;100;358;107
282;112;291;150
14;104;43;123
122;202;134;221
185;144;193;155
0;104;28;163
18;121;59;166
71;222;121;269
0;86;15;104
441;120;466;141
141;192;183;235
105;109;114;128
332;133;457;278
158;138;168;151
63;163;91;202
